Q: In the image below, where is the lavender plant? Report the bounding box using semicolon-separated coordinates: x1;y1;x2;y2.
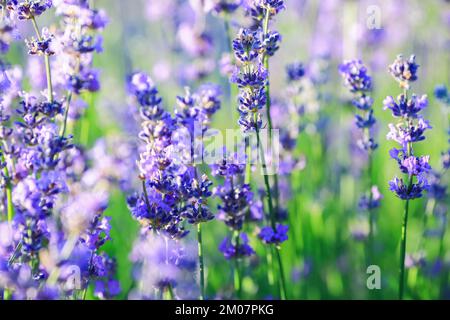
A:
384;55;431;299
126;71;221;299
0;0;120;300
339;60;382;263
230;0;287;299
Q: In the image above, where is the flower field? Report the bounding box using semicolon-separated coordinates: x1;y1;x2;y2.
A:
0;0;449;301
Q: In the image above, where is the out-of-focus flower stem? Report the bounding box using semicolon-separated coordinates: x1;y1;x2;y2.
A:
31;16;53;103
255;115;287;299
262;9;280;211
233;230;242;299
197;223;205;300
60;92;73;137
1;152;14;224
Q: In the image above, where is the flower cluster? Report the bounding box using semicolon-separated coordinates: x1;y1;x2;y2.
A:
231;28;267;132
7;0;52;20
339;60;377;150
51;0;107;119
258;224;288;245
129;234;197;298
385;55;431;200
388;54;419;89
219;233;255;260
340;59;381;235
127;72;222;236
212;152;257;259
0;0;120;300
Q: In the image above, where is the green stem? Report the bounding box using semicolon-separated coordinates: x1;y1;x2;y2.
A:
197;223;205;300
261;9;280;212
365;123;375;264
274;247;288;300
265;245;275;289
60;92;73;137
167;284;175;300
245;136;251;184
31;16;53;103
255;125;275;228
1;153;14;223
255;118;287;299
399;195;410;300
224;15;237;125
233;231;242;299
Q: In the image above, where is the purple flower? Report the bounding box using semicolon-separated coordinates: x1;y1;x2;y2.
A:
219;233;255;260
383;94;428;118
214;181;253;231
339;59;372;93
231;60;267;132
212;0;242;14
385;55;432;201
286;62;305;82
262;30;281;57
358;186;383;210
258;224;288;245
389;175;429;200
434;84;448;102
7;0;53;20
25;28;55;56
232;28;262;63
254;0;285;16
388;54;419;87
352;94;373;111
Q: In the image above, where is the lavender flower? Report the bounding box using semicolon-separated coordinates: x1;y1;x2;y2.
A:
258;224;288;245
385;56;431;201
386;55;432;300
388;54;419;89
7;0;53;20
231;32;267;132
339;60;372;93
253;0;285;16
219;233;255;260
286;62;305;82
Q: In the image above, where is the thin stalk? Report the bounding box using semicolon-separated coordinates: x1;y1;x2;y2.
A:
197;223;205;300
398;191;411;300
255;125;275;228
261;9;280;211
399;138;413;300
265;245;275;289
233;231;242;299
60;92;73;137
1;153;14;223
31;16;53;103
245;136;251;184
255;118;287;299
167;284;175;300
274;247;287;300
223;15;237;125
365;123;375;264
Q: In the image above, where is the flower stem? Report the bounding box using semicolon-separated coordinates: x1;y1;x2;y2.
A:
255;121;287;299
31;16;53;103
261;9;280;211
399;195;410;300
233;231;242;299
167;284;175;300
197;223;205;300
1;153;14;224
274;247;288;300
224;15;237;125
255;126;275;228
60;92;73;137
